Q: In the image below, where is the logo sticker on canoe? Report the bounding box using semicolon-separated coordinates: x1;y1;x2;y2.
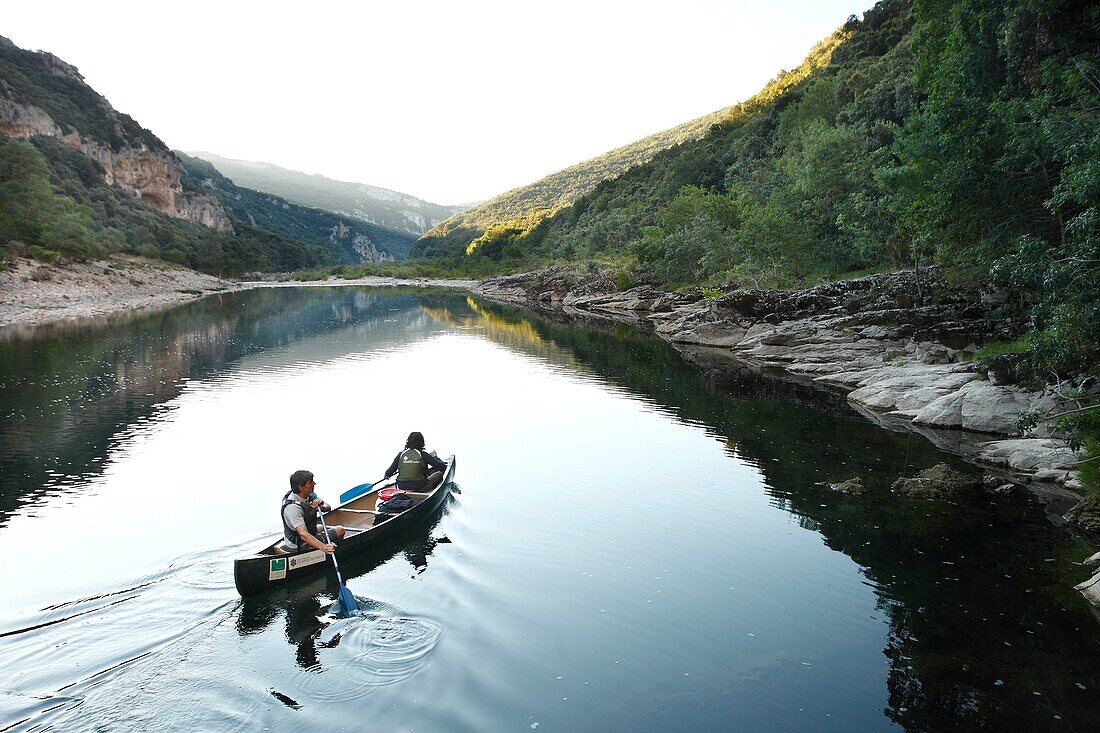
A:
269;558;286;580
288;550;326;570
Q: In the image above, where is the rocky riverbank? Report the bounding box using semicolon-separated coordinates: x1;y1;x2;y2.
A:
0;256;240;331
0;257;478;333
475;266;1093;500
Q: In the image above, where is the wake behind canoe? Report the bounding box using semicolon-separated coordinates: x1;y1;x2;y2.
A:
233;456;456;598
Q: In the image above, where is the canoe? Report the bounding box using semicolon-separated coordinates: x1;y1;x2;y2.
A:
233;455;457;597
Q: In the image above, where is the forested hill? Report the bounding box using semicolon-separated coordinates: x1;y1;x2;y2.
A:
414;29;848;260
0;36;409;273
177;153;413;260
418;0;1098;379
189;152;465;237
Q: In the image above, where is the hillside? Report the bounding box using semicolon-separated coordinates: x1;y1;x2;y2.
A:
177;153;412;260
0;36;411;273
0;35;236;231
188;152;464;236
441;0;1097;380
415;29;848;260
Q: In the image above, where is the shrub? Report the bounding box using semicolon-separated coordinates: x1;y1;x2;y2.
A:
614;269;635;291
27;245;61;263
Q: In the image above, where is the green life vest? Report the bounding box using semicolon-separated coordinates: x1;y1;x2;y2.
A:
397;448;427;482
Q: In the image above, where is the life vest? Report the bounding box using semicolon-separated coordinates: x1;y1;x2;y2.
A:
397;448;427;482
281;490;319;550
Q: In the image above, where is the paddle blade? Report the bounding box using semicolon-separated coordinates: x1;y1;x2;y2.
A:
339;482;373;504
338;585;359;615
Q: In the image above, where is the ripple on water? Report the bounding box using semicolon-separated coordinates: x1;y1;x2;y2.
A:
292;602;442;702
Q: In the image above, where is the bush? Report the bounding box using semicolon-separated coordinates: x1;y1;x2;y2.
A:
614;269;635;291
27;245;61;263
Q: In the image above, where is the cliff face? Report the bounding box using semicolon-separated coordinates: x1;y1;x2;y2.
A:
0;37;231;232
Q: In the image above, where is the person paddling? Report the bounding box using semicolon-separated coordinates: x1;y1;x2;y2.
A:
279;470;345;553
383;432;447;493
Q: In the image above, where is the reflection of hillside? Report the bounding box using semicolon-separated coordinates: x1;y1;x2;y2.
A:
420;296;572;365
451;297;1100;733
418;294;638;388
0;288;441;525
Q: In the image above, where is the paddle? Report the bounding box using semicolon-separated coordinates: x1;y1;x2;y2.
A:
318;511;358;615
339;477;389;504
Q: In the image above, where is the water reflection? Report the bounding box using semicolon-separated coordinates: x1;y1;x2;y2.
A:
0;288;446;525
457;296;1100;732
237;502;450;670
1;287;1097;732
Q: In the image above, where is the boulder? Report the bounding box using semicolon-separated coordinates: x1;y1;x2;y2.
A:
1084;551;1100;569
847;368;977;412
668;320;748;347
1065;495;1100;533
1075;571;1100;613
912;379;1035;433
891;463;983;499
977;439;1078;474
832;477;867;494
958;380;1033;433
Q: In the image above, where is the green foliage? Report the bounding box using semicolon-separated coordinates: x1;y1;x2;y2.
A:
898;0;1100;376
0;130;332;277
415;26;852;261
613;269;635;291
0;40;162;152
1;37;399;275
420;0;1099;395
26;244;60;262
0;138;95;260
967;337;1031;362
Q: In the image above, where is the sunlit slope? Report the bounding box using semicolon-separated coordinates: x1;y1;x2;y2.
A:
414;28;849;259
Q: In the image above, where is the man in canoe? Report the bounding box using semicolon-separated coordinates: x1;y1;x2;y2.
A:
383;432;447;493
280;470;345;554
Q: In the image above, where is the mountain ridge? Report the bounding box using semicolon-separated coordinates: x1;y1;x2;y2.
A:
416;27;848;260
187;151;466;237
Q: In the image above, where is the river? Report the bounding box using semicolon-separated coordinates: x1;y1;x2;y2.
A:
0;287;1096;732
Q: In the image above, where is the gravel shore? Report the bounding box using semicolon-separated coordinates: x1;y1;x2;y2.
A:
0;257;477;332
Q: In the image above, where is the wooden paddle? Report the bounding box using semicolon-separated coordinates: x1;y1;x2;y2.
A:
318;511;358;615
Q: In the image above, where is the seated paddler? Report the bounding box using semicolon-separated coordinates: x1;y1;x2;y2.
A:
280;470;345;554
383;432;447;493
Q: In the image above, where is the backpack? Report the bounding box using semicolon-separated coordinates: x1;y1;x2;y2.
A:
377;491;414;514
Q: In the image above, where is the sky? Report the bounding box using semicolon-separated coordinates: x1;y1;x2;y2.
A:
4;0;868;205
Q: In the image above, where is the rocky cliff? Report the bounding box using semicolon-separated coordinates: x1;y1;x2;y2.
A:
0;36;231;232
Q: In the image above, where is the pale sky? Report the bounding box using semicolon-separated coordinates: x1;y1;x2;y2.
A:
4;0;867;205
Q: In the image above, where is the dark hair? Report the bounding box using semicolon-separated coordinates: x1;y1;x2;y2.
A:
405;431;425;450
289;470;314;492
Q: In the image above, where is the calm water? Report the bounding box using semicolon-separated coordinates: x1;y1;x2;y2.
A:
0;287;1097;732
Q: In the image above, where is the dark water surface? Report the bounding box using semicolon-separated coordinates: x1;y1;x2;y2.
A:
0;287;1097;732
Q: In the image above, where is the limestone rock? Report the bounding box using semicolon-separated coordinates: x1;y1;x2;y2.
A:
1084;551;1100;569
847;367;977;412
977;439;1078;474
1076;571;1100;612
912;378;1035;433
669;320;748;347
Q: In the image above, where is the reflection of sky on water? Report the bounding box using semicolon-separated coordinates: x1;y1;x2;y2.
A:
0;287;1096;732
